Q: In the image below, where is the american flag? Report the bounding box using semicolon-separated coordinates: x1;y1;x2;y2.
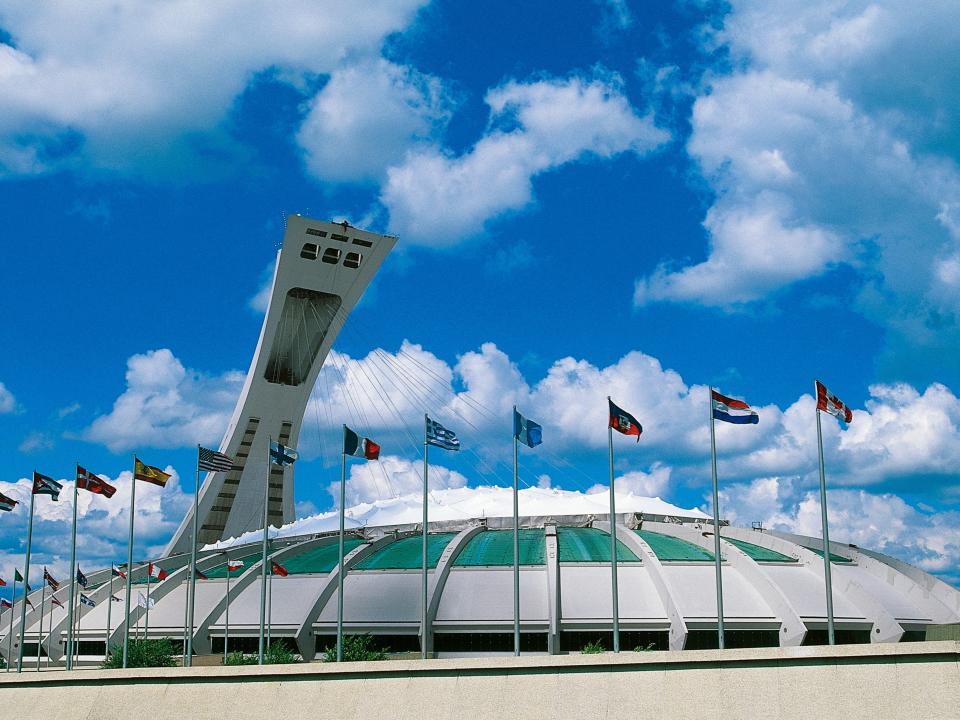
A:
198;446;235;472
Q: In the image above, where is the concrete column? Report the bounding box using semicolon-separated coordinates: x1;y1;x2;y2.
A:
544;525;560;654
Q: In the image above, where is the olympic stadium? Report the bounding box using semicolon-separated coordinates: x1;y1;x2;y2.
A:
2;216;959;668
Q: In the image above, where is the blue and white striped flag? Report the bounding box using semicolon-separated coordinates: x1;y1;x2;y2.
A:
426;417;460;451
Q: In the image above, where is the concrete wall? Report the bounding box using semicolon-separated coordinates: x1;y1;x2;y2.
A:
0;641;957;720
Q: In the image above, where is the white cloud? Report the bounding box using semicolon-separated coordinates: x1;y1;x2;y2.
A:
381;73;669;245
636;1;960;361
84;349;243;452
0;381;17;413
0;1;428;175
18;431;53;454
593;463;673;498
297;58;452;184
332;454;469;507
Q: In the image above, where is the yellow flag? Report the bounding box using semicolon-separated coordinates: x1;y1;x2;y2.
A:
134;458;171;487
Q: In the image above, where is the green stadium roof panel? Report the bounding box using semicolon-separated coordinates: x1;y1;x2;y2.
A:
723;536;797;562
131;555;191;584
804;546;854;563
636;530;715;561
454;529;545;566
283;538;366;575
355;533;458;570
557;527;640;562
202;551;266;579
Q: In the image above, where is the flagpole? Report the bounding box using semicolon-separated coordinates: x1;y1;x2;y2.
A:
816;404;836;645
45;591;53;669
105;574;113;662
422;414;429;661
709;388;726;650
607;398;620;654
186;445;201;668
16;480;36;673
267;564;273;652
512;406;520;658
66;464;80;670
224;552;231;662
337;425;347;662
122;456;137;669
7;574;16;672
36;581;46;671
258;437;271;665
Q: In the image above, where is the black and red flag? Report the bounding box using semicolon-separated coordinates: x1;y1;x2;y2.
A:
608;399;642;442
43;567;60;591
76;466;117;499
0;491;17;512
270;560;289;577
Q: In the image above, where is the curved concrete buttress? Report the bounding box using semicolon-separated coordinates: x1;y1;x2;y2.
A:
646;521;807;647
595;520;688;650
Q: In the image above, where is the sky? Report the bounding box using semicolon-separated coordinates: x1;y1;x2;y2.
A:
0;1;959;590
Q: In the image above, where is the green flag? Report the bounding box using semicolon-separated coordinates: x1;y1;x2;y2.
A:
14;569;23;583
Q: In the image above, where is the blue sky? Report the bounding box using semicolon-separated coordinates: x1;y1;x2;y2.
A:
1;1;959;588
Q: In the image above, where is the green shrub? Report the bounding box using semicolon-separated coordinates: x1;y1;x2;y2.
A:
223;643;299;666
101;639;177;669
323;634;389;662
580;640;605;654
633;642;658;652
0;654;5;669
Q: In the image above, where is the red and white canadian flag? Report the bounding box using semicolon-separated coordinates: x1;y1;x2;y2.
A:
148;562;168;581
227;560;244;572
815;380;853;424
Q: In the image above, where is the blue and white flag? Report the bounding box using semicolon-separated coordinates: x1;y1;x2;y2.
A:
513;409;542;448
79;593;96;608
426;417;460;451
270;441;298;467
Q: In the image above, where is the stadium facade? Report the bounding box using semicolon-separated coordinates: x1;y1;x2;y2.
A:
2;215;958;666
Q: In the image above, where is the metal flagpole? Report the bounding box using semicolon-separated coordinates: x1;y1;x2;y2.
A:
105;574;113;662
7;574;16;672
816;406;836;645
337;425;347;662
422;414;429;660
709;388;726;650
267;561;273;652
224;553;231;662
607;398;620;654
66;465;80;670
185;445;201;668
36;581;46;671
258;437;271;665
45;592;53;669
512;406;520;657
16;482;37;673
122;455;137;668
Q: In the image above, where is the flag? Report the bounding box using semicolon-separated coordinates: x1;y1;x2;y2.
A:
608;400;643;441
111;595;123;603
426;416;461;451
15;569;23;583
0;577;5;587
76;567;88;588
1;599;11;609
148;562;168;581
513;409;542;448
25;596;33;609
712;390;759;425
198;446;235;472
227;559;244;572
80;593;96;608
270;561;288;577
816;380;853;424
111;565;126;579
32;472;63;500
0;491;17;512
134;458;171;487
269;440;299;466
76;466;117;499
194;568;208;580
342;427;380;460
51;597;64;609
43;568;60;591
137;592;154;609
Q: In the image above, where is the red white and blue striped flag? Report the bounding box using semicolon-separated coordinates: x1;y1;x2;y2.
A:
712;390;759;425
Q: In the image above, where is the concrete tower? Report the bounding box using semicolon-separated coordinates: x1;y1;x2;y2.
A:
165;215;396;555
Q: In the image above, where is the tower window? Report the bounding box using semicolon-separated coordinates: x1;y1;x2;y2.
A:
344;251;362;269
352;238;373;247
300;243;319;260
305;228;327;237
321;248;341;264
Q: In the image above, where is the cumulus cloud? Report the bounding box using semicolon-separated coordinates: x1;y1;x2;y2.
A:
332;454;469;507
18;431;53;454
84;349;243;452
297;58;453;184
381;73;669;245
0;381;17;413
636;1;960;367
0;1;428;175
